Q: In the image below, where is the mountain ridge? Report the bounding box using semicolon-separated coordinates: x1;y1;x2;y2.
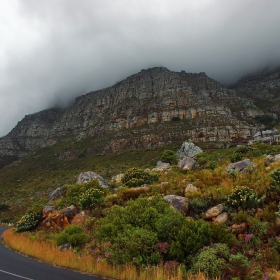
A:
1;66;279;165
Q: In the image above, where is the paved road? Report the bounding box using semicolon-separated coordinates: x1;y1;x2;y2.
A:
0;227;103;280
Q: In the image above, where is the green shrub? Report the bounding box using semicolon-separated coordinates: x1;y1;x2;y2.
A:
155;211;185;243
15;211;42;232
79;188;104;210
210;224;238;248
109;227;159;265
229;153;243;163
57;180;100;208
205;161;217;170
188;197;210;215
235;145;251;155
161;150;178;164
228;253;250;279
270;168;280;185
122;168;158;187
227;186;265;211
231;211;249;224
168;219;212;261
191;243;230;278
95;196;170;242
95;196;214;264
56;225;89;247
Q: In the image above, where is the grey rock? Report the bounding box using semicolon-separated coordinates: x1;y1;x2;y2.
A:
225;158;257;173
156;161;171;169
59;243;72;251
265;154;280;165
77;171;111;188
177;141;202;158
152;161;171;171
205;204;224;219
164;195;189;213
111;173;124;183
49;187;66;201
43;206;56;217
178;156;197;170
60;205;78;220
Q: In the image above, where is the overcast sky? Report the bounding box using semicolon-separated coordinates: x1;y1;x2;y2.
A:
1;0;280;137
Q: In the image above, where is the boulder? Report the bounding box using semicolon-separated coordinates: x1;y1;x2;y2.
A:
71;212;88;226
185;184;199;194
59;243;72;251
265;154;280;165
229;223;247;234
178;156;197;170
111;173;124;183
164;195;189;213
49;187;66;201
225;159;257;173
77;171;111;188
43;206;56;218
212;212;228;225
205;204;224;219
177;141;203;158
152;161;171;171
60;205;78;220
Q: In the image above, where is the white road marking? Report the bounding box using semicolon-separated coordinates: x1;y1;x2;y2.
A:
0;269;34;279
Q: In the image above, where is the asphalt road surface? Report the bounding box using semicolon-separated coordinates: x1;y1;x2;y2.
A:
0;227;104;280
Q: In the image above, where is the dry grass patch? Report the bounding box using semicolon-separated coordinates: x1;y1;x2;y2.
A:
2;228;212;280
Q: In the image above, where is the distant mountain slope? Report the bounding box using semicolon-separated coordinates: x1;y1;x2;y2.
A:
233;66;280;117
0;67;265;162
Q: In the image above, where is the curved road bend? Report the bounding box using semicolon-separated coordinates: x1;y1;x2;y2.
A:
0;227;103;280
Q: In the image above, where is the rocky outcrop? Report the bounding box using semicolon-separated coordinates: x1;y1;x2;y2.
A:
177;141;203;158
234;67;280;118
225;159;257;173
77;171;111;188
178;156;197;170
49;188;66;201
0;67;264;161
248;129;280;145
152;161;171;171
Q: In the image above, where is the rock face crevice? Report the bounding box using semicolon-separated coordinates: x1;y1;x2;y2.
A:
0;67;265;158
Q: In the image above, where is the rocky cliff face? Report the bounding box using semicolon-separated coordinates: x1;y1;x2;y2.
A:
233;67;280;118
0;67;266;159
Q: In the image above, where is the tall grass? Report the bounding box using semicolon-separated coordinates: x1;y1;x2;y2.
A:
2;228;211;280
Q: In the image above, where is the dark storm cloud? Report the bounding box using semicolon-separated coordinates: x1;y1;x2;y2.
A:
1;0;280;136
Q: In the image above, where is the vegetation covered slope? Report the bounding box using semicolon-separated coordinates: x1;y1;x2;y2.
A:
2;141;280;279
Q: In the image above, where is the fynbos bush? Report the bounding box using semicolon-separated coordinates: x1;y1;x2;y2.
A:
16;211;42;232
56;225;89;247
122;168;158;187
227;186;265;211
79;188;104;210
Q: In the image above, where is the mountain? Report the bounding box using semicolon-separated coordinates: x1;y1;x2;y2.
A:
233;66;280;117
0;66;278;166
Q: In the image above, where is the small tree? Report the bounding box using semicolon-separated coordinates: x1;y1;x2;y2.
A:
161;150;178;164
